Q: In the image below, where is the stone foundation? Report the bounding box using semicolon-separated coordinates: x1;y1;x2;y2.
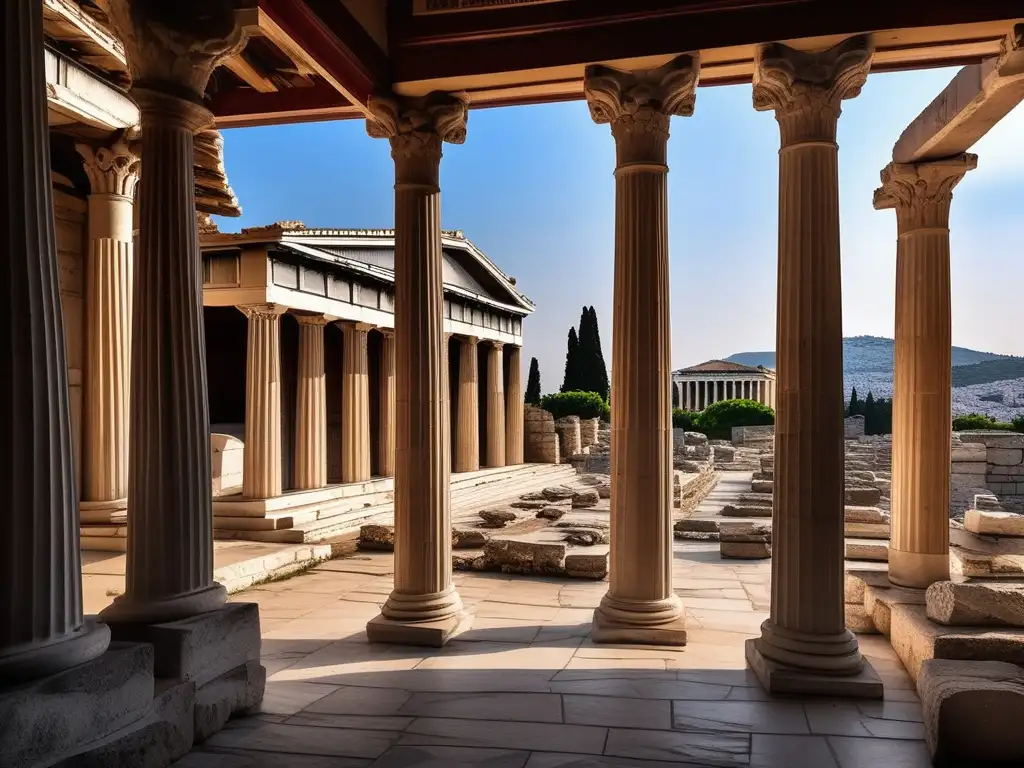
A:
524;405;560;464
554;416;582;459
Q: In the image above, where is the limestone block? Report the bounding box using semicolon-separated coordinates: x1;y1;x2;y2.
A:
958;432;1024;449
684;431;708;446
211;433;244;497
0;642;155;768
926;581;1024;627
845;603;878;634
918;659;1024;765
750;479;773;494
973;491;1004;511
483;539;565;575
964;509;1024;537
554;416;582;458
721;504;772;518
720;521;771;540
845;538;889;562
358;524;395;550
571;489;600;508
950;525;1024;578
510;499;550;510
845;506;890;524
844;522;891;540
865;582;926;638
579;418;600;447
952;444;988;462
988;448;1024;466
578;473;609;487
675;519;720;533
675;459;707;473
564;529;608;546
541;485;576;501
721;541;771;559
479;508;518;528
845;486;881;506
565;552;608;579
596;481;611;499
537;506;567;521
844;568;892;605
192;659;265;742
453;530;488;549
713;445;736;462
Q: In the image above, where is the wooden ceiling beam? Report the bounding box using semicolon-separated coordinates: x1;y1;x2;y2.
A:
210;79;362;128
224;52;279;93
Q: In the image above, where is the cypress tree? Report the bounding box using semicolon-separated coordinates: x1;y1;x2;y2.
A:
848;387;860;417
863;391;876;433
672;382;679;409
576;306;594;394
525;357;542;404
561;327;580;392
588;306;610;401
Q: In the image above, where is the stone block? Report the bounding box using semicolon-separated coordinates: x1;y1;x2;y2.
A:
675;459;706;473
571;489;599;508
988;448;1024;466
951;444;988;462
745;640;883;699
845;538;889;562
109;603;262;688
536;506;566;521
684;431;708;446
563;529;608;546
845;603;878;634
864;582;926;638
675;519;720;533
479;508;517;528
950;461;988;474
720;521;771;540
565;552;608;579
192;660;266;742
959;431;1024;449
844;506;889;524
750;479;773;494
844;522;891;540
964;509;1024;537
846;470;876;483
720;540;771;559
483;539;565;575
367;612;472;647
0;642;154;768
578;473;608;487
453;529;488;549
918;659;1024;765
845;486;881;506
541;485;576;501
358;524;394;550
721;504;772;518
926;581;1024;627
596;481;611;499
950;525;1024;578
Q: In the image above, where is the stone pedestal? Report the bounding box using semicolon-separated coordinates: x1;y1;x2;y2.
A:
484;341;506;468
341;323;372;483
76;139;139;523
100;0;243;625
875;155;976;589
241;304;285;499
455;336;480;473
0;0;110;684
585;56;699;645
506;344;525;465
294;314;328;490
378;329;397;478
364;93;470;646
747;36;881;697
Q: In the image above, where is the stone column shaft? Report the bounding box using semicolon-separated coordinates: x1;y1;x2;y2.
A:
378;330;396;478
484;342;506;468
586;56;698;645
76;140;139;517
294;314;328;490
0;0;110;684
242;305;284;499
365;93;469;645
747;36;879;694
341;323;372;483
875;155;976;588
505;345;524;465
455;336;480;472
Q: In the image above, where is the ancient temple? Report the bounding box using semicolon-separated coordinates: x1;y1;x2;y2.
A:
673;360;777;411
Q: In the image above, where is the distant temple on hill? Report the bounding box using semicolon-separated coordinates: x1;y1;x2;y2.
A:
672;360;776;411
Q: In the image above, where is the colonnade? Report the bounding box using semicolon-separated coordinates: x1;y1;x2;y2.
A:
676;377;775;411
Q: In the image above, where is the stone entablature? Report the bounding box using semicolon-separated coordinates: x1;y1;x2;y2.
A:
672;360;776;411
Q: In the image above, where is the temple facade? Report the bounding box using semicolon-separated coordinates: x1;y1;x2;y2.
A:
673;360;776;411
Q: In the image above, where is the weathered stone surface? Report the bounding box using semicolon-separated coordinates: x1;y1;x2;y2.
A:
951;443;987;462
721;504;772;518
845;538;889;562
541;485;576;501
845;486;881;506
674;530;720;541
571;489;600;508
844;522;892;540
510;499;551;510
846;470;877;483
965;509;1024;537
918;659;1024;765
564;529;608;546
675;519;720;533
536;506;567;521
720;521;771;540
988;448;1024;466
565;552;608;579
750;479;774;494
578;473;609;487
479;508;518;528
844;506;889;524
713;445;736;462
926;581;1024;627
596;482;611;499
845;603;878;634
735;493;773;507
684;431;707;446
193;659;265;742
959;432;1024;449
556;520;609;530
675;459;706;473
865;582;926;638
519;491;547;501
721;540;771;559
359;524;395;550
950;525;1024;578
483;539;565;575
845;569;892;605
453;530;489;549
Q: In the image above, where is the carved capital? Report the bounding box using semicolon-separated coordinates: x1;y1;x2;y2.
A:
197;212;219;235
294;313;330;328
753;36;873;145
366;92;469;186
584;55;699;166
99;0;245;103
76;136;140;198
873;154;977;231
237;303;286;321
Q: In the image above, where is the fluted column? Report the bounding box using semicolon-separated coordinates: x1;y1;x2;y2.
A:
365;93;470;645
378;329;396;478
101;2;243;623
506;345;525;465
239;304;284;498
341;322;372;483
455;336;480;473
746;36;881;696
0;0;110;684
75;139;139;522
875;155;976;589
585;56;698;645
294;314;328;490
484;341;507;468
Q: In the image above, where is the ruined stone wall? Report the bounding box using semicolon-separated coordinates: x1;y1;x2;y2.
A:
555;416;582;459
958;431;1024;496
579;418;600;448
731;425;775;447
524;405;560;464
844;415;866;439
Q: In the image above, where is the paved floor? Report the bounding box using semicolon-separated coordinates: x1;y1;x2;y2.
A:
173;473;929;767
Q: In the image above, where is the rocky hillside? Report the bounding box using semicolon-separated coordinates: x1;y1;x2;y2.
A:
726;336;1024;418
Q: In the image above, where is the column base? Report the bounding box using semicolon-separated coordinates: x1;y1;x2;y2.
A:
888;548;949;589
366;611;472;647
100;583;227;625
0;618;111;685
592;594;688;646
746;638;883;699
80;498;128;524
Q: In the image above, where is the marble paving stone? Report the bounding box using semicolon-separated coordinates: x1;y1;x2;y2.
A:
399;717;607;754
550;677;733;701
452;618;542;644
603;727;749;765
259;680;339;715
398;691;563;723
172;746;372;767
671;700;810;734
475;602;562;621
287;713;414;731
749;734;839;768
414;644;576;670
301;685;413;715
575;644;686;660
803;702;926;739
370;745;530;767
827;735;931;768
562;657;668;672
523;754;696;768
563;693;672;729
203;719;398;760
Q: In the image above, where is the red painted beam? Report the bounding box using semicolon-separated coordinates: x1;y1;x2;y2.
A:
210;80;360;127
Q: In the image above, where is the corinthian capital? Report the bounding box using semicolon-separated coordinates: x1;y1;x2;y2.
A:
366;92;469;186
99;0;245;102
873;154;977;231
76;135;140;197
584;55;699;165
753;35;873;144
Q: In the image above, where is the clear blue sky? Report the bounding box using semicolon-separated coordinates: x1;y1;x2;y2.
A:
215;67;1023;396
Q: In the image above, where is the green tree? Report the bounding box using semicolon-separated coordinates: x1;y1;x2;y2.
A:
587;306;610;400
847;387;860;417
672;382;679;408
525;357;542;405
560;327;581;393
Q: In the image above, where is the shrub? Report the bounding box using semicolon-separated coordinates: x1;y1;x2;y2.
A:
540;390;608;420
672;409;697;431
1013;415;1024;434
952;413;1015;432
694;398;774;440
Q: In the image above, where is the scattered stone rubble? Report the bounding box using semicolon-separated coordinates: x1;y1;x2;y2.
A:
720;521;771;559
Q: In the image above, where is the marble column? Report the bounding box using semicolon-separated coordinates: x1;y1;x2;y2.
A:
76;138;139;522
365;93;469;645
484;341;506;468
586;56;698;645
506;345;524;465
875;155;976;589
241;304;284;499
101;2;243;623
746;36;881;696
378;330;396;478
455;336;480;473
341;323;372;483
0;0;110;684
294;314;329;491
